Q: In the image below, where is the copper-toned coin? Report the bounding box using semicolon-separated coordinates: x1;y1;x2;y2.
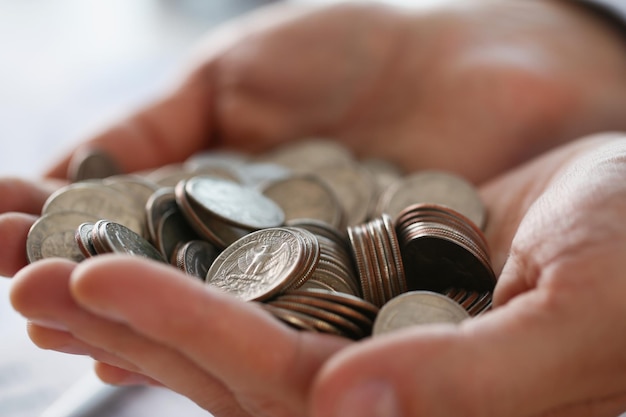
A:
261;175;345;229
396;204;495;293
91;220;165;262
261;303;343;335
184;176;285;230
67;148;122;182
466;291;493;316
175;240;220;280
27;211;100;263
287;288;379;320
348;224;377;305
268;299;365;339
372;291;470;336
205;227;318;301
376;170;487;229
276;292;374;334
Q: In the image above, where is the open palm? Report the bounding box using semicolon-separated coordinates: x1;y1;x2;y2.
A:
3;1;626;416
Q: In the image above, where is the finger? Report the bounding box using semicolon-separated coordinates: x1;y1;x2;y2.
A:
94;362;164;387
536;392;626;417
70;255;350;416
310;291;626;417
44;71;214;179
11;258;251;416
26;322;142;373
0;177;62;214
0;213;36;277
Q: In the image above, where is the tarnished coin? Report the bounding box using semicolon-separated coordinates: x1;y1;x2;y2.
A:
287;288;379;320
67;148;122;182
103;175;160;213
376;170;486;229
42;182;145;236
185;176;285;230
261;175;345;229
396;204;495;293
313;163;376;227
260;303;343;335
372;291;470;336
235;162;292;187
175;240;220;280
27;211;99;263
268;298;365;339
255;138;355;174
205;227;318;301
91;220;165;262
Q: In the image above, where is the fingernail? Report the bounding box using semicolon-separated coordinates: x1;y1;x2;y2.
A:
331;380;401;417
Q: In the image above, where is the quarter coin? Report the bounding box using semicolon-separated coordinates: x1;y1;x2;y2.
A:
372;291;469;336
185;176;285;230
27;211;99;263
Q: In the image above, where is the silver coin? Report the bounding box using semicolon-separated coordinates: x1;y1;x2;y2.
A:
27;211;99;263
206;227;310;301
261;175;344;229
372;291;470;336
235;162;292;187
92;220;165;262
156;208;199;261
376;170;486;229
185;176;285;230
175;240;220;280
255;138;355;174
145;187;178;245
42;182;145;236
312;163;376;227
67;148;122;182
103;175;160;212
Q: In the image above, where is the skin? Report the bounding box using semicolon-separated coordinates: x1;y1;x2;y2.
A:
3;1;626;416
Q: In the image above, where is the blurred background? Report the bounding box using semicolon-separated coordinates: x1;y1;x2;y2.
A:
0;1;449;416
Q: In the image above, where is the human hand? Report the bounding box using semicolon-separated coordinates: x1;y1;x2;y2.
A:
310;133;626;417
9;134;626;417
41;0;626;184
4;1;626;416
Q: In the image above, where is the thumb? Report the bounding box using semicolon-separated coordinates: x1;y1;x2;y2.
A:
309;290;626;417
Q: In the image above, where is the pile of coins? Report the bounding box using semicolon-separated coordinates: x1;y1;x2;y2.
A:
26;139;497;340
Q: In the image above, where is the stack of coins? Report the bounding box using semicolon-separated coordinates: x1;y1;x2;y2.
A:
395;203;496;293
347;214;407;307
287;219;361;297
26;139;499;340
443;287;492;317
261;288;379;340
75;219;166;262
